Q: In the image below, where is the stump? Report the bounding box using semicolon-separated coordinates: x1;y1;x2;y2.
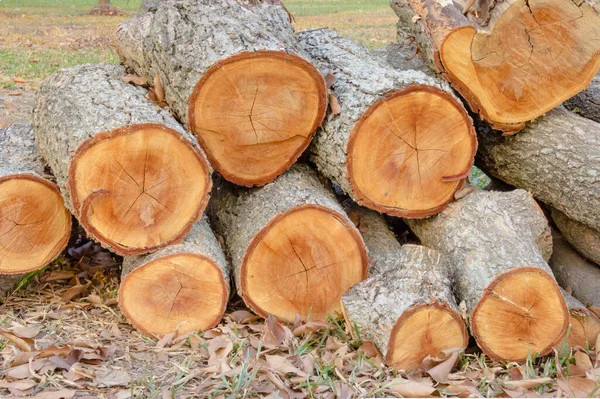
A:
298;29;476;218
33;64;212;256
406;189;567;361
343;237;467;371
0;124;71;298
562;289;600;350
550;230;600;308
116;0;327;187
552;208;600;265
564;73;600;124
209;165;368;322
391;0;600;132
477;107;600;232
120;218;229;337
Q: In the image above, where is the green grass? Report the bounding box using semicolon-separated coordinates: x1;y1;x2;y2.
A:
0;0;142;14
285;0;390;16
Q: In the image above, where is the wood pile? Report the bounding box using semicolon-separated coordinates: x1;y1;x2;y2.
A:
2;0;599;373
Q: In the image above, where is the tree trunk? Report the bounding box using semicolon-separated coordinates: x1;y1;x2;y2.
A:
115;0;327;187
209;164;368;323
120;218;229;338
33;64;212;256
0;124;72;298
297;29;476;218
564;73;600;124
549;229;600;308
342;230;467;371
551;208;600;265
477;106;600;232
405;189;567;362
138;0;160;14
561;288;600;350
390;0;600;132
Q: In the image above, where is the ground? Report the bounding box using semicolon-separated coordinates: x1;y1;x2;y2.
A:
0;1;598;398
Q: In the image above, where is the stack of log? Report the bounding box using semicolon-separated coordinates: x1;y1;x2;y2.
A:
2;0;599;372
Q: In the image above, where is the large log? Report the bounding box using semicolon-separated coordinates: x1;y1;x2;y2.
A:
343;207;467;371
561;289;600;350
551;208;600;265
564;73;600;124
209;164;368;322
406;189;567;361
477;106;600;232
116;0;326;187
390;0;600;132
120;218;229;338
298;29;476;218
550;230;600;308
33;64;212;256
0;124;71;298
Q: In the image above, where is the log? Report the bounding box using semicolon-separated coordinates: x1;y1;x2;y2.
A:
116;0;327;187
549;229;600;308
564;73;600;124
342;217;467;371
120;217;229;338
0;124;71;298
209;164;368;322
390;0;600;132
406;189;567;361
477;106;600;232
33;63;212;256
561;289;600;350
551;208;600;265
298;29;477;218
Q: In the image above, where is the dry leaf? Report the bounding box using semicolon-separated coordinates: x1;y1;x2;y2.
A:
329;93;341;115
0;379;36;390
41;271;74;282
503;377;552;389
61;283;90;302
324;73;337;89
389;378;436;397
265;355;307;377
154;73;165;103
558;376;598;397
27;389;75;399
292;321;329;336
86;294;103;305
12;77;27;83
7;360;46;379
454;186;474;200
8;92;21;96
38;345;71;359
428;351;459;383
0;327;35;352
95;369;131;387
12;326;41;339
121;74;147;86
156;333;175;349
574;350;593;371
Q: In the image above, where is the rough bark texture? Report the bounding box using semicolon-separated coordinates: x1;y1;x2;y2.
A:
552;208;600;265
564;73;600;123
477;107;600;232
371;42;435;76
550;230;600;307
138;0;160;14
343;244;465;365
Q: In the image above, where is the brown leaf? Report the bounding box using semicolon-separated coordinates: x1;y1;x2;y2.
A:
575;350;593;371
61;282;91;302
7;360;46;379
265;355;307;377
8;92;21;96
154;73;165;103
503;377;552;389
30;390;76;399
38;345;71;359
41;271;74;282
265;314;287;345
229;310;259;324
0;379;36;390
389;378;436;397
0;327;34;352
427;351;459;383
324;73;337;89
558;376;598;397
121;74;147;86
12;77;27;83
329;93;341;115
12;326;41;339
86;294;103;305
292;321;330;336
94;369;131;387
156;333;175;349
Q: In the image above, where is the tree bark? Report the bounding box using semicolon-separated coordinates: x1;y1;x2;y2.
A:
0;123;71;298
120;218;229;338
551;208;600;266
209;164;368;323
390;0;600;132
343;243;467;371
477;106;600;232
33;63;212;256
564;73;600;124
298;29;476;218
561;288;600;350
115;0;327;187
405;189;567;361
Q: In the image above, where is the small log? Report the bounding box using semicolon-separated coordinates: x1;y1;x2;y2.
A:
298;29;476;218
477;106;600;232
561;289;600;350
209;164;368;322
390;0;600;132
552;208;600;265
120;218;229;338
406;189;567;361
116;0;327;187
564;73;600;124
550;229;600;308
0;124;71;298
33;64;212;256
342;218;467;371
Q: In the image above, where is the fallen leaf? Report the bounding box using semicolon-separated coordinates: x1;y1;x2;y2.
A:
121;74;147;86
329;93;341;115
265;355;307;377
575;350;593;371
454;186;474;200
503;377;552;389
389;378;436;397
95;369;131;387
156;333;175;349
558;376;598;397
324;73;337;89
0;379;36;390
61;282;91;302
8;92;21;96
31;389;76;398
0;327;34;352
12;326;41;339
154;73;165;103
292;320;330;336
12;77;27;83
264;314;287;346
41;271;74;282
428;351;459;383
7;360;46;379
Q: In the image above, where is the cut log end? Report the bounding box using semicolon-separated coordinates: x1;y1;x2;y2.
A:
189;51;327;187
119;254;228;337
568;308;600;350
472;267;568;361
242;205;368;322
0;175;71;274
68;123;212;255
440;0;600;130
387;302;468;371
347;86;476;218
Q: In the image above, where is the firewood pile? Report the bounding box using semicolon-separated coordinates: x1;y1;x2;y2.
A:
1;0;599;374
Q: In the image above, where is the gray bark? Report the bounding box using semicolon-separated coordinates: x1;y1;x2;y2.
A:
405;189;553;315
477;106;600;232
552;208;600;266
138;0;160;14
343;244;462;360
564;74;600;123
208;164;363;294
550;229;600;307
371;42;436;76
0;275;23;299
